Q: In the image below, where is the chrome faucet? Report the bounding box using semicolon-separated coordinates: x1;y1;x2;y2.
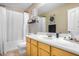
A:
68;31;74;40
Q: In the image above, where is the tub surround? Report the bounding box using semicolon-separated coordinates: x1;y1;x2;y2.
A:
26;34;79;55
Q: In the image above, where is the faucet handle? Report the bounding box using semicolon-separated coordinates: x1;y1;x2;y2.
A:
68;31;71;33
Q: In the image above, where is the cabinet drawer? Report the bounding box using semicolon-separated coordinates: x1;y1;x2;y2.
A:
38;42;50;53
31;39;37;46
31;44;38;56
51;46;76;56
26;37;31;43
38;48;50;56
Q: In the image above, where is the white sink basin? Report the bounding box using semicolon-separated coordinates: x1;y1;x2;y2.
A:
38;35;57;39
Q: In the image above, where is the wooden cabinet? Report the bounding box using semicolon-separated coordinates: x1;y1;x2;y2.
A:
31;44;38;56
31;39;37;46
38;48;50;56
30;38;38;56
26;37;31;43
38;42;50;56
26;36;78;56
26;37;38;56
38;42;50;53
51;46;77;56
26;42;30;56
26;37;31;56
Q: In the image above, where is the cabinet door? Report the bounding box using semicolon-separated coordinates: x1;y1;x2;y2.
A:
31;39;37;46
26;37;31;43
51;46;76;56
31;44;38;56
38;42;50;53
38;48;50;56
26;42;30;56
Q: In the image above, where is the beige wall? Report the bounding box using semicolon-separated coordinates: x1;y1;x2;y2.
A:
40;3;79;33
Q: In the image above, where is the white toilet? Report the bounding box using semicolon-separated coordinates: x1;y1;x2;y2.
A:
17;40;26;56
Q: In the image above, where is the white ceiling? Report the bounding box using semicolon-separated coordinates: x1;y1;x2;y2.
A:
0;3;64;14
0;3;32;12
38;3;64;15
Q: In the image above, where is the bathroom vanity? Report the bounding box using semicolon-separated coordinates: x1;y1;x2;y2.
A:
26;34;79;56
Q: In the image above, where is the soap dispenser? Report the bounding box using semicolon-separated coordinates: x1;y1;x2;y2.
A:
56;33;59;38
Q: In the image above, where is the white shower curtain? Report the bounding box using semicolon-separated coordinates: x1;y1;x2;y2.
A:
0;6;24;54
6;9;24;41
4;9;24;53
0;7;7;55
